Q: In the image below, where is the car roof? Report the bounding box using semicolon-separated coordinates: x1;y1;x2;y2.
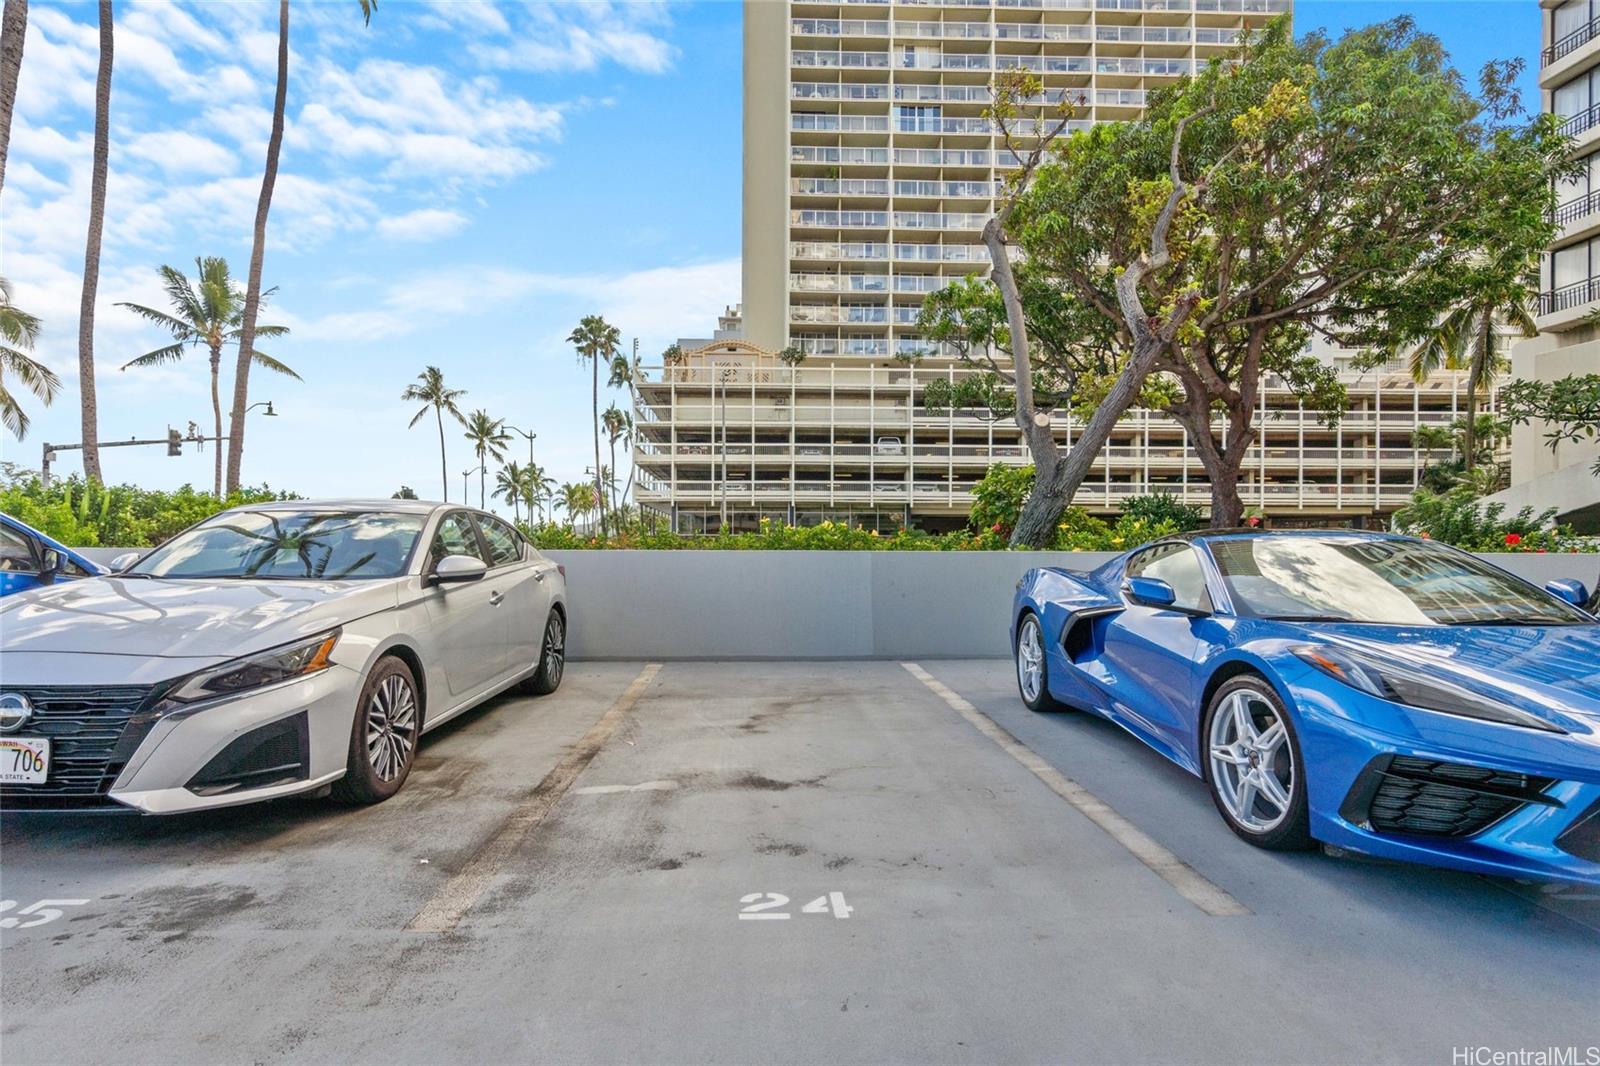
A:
1168;528;1411;544
219;498;447;515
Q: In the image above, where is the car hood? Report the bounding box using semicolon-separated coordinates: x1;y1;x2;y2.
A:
1300;621;1600;726
0;576;398;660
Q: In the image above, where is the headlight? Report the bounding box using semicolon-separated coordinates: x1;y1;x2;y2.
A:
1291;644;1564;733
156;629;340;713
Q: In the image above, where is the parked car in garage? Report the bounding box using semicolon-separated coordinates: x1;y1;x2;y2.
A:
0;512;106;597
1011;530;1600;887
0;500;566;813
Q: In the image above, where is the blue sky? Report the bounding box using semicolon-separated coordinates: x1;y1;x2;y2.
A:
4;0;1536;515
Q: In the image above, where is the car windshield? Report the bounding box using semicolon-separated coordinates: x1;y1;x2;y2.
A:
130;510;425;580
1208;536;1592;626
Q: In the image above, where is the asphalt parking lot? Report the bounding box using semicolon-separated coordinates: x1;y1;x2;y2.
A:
2;660;1596;1065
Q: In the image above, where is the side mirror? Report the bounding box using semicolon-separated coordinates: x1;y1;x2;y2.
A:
1544;578;1590;608
1125;575;1178;608
38;548;61;582
431;554;487;585
109;552;142;573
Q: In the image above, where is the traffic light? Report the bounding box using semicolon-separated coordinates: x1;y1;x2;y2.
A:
167;428;182;456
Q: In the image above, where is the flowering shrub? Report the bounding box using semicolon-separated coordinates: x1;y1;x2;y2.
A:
1392;489;1595;553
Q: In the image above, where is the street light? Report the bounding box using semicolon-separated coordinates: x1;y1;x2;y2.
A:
246;400;277;417
504;424;537;468
463;465;485;506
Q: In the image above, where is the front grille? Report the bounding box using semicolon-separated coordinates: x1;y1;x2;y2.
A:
0;686;156;810
1556;797;1600;864
1366;757;1557;838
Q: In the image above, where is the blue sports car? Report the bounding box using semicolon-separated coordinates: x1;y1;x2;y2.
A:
1011;530;1600;886
0;512;105;597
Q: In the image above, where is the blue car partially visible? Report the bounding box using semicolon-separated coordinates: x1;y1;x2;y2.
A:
0;513;107;597
1011;530;1600;887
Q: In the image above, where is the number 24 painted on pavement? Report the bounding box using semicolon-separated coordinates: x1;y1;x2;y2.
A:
739;892;852;920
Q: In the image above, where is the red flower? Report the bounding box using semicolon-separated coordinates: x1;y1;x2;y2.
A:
1504;532;1522;547
1537;549;1547;554
1418;532;1430;539
991;522;1002;533
1245;515;1261;527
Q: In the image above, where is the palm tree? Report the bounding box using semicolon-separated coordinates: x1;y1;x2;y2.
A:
77;0;112;482
118;257;295;498
0;0;28;199
226;0;375;496
567;314;621;538
1396;255;1535;474
494;461;526;523
526;462;556;523
561;481;596;530
601;404;632;514
0;277;60;438
462;409;509;508
401;366;466;502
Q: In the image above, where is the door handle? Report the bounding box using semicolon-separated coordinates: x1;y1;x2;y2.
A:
488;590;504;606
533;571;545;582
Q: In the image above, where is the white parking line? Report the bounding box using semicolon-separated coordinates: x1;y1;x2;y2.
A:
901;662;1250;918
407;663;663;933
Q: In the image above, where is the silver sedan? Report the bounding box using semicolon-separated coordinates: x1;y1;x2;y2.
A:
0;500;567;813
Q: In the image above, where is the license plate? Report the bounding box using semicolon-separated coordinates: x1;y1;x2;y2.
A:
0;737;49;784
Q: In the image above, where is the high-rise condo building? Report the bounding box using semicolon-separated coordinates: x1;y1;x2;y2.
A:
632;0;1500;533
1487;3;1600;531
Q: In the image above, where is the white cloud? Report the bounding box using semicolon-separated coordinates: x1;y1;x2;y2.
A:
287;258;742;351
124;130;238;177
376;208;468;242
293;59;563;184
469;1;678;74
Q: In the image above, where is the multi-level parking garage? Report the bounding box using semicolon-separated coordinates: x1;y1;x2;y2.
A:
634;342;1498;532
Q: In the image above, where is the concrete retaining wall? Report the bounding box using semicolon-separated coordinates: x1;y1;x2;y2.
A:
73;547;1598;660
542;549;1600;660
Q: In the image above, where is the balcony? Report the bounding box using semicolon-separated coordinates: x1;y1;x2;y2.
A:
894;148;993;167
791;241;890;261
1540;277;1600;316
791;146;890;166
1544;18;1600;68
792;50;890;69
893;211;988;231
792;82;889;102
789;273;891;293
893;179;997;198
791;19;889;37
1554;189;1600;228
788;306;891;325
894;20;993;39
794;178;892;197
893;243;991;263
793;209;891;228
1557;103;1600;139
792;114;890;134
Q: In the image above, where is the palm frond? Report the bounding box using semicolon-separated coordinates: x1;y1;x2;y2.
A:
0;345;62;399
0;385;29;439
121;343;189;370
116;301;198;339
157;264;206;326
250;350;302;379
251;324;291;339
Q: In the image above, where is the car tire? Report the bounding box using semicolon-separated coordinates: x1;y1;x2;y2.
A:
1202;675;1313;851
522;609;565;696
332;656;420;804
1015;611;1067;713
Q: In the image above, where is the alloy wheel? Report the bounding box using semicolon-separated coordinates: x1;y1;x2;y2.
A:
1017;616;1044;703
365;673;417;782
1208;687;1295;833
543;614;565;688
